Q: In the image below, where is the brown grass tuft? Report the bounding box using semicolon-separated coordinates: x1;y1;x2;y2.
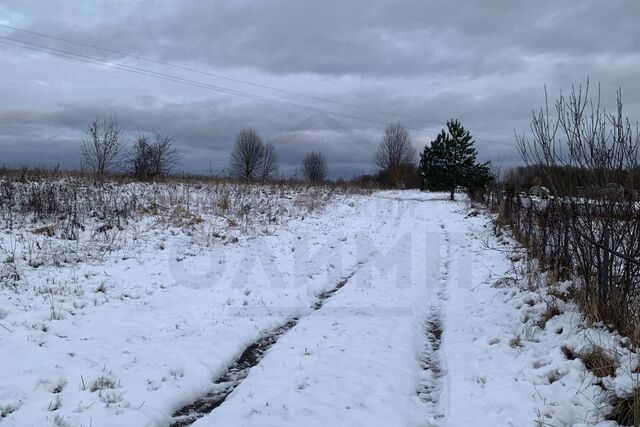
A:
537;303;563;329
560;345;578;360
579;346;619;378
510;335;524;348
607;388;640;426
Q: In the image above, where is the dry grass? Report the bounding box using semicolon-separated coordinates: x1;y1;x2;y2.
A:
537;302;563;330
579;346;619;378
88;376;117;392
0;172;373;283
168;205;204;228
559;344;619;378
607;388;640;426
0;403;19;418
560;345;578;360
47;396;61;412
547;282;575;302
492;193;640;348
509;335;524;348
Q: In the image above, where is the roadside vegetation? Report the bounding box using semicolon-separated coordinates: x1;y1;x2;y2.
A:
486;81;640;425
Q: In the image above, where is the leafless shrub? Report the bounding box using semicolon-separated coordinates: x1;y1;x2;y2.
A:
130;133;180;180
502;80;640;345
374;122;417;188
302;151;327;183
230;128;278;181
81;117;123;181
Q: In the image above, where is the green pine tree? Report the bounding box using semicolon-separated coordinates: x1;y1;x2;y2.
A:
419;119;492;200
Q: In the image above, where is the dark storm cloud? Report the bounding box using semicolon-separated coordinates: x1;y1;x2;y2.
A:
1;0;640;177
14;0;637;77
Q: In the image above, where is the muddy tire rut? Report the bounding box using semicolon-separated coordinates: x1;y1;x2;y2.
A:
417;220;450;422
170;270;358;426
417;313;444;404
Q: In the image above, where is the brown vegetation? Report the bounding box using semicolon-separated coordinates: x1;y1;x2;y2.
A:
492;82;640;347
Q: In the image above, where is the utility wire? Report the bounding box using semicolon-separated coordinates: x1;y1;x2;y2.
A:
0;22;442;128
0;36;432;132
0;29;515;147
0;23;516;144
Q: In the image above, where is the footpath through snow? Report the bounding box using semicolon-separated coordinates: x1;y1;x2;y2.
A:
0;190;630;426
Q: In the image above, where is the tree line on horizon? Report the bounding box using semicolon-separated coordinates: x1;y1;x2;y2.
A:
76;115;494;198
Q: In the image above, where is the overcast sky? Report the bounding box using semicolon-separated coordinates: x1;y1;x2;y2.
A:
1;0;640;178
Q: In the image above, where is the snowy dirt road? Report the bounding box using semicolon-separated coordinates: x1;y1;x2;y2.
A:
1;191;621;426
173;193;610;427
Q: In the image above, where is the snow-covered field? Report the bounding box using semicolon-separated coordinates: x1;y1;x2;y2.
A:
0;185;637;426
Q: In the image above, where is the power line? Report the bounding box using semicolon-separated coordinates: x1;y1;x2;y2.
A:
0;22;442;128
0;23;518;145
0;29;515;147
0;35;434;132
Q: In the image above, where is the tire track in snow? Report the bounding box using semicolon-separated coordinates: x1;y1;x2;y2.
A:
170;264;366;426
417;220;450;424
171;197;411;426
417;313;444;407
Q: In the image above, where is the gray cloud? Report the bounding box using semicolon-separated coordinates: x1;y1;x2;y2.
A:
1;0;640;178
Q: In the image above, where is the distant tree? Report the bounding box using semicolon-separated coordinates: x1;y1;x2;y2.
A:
130;133;180;180
81;117;123;180
261;143;279;180
230;129;264;180
151;133;181;176
131;135;154;179
374;122;417;188
229;128;278;181
419;119;492;200
302;151;327;183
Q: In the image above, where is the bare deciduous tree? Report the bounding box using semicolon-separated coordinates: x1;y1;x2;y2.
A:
230;128;279;181
302;151;327;183
81;117;123;180
131;135;153;179
130;133;181;180
261;143;279;180
374;122;417;188
150;133;181;176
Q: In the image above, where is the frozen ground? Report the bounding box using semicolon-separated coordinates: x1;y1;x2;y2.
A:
0;188;637;426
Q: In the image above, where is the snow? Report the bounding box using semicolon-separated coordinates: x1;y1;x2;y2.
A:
0;187;637;426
